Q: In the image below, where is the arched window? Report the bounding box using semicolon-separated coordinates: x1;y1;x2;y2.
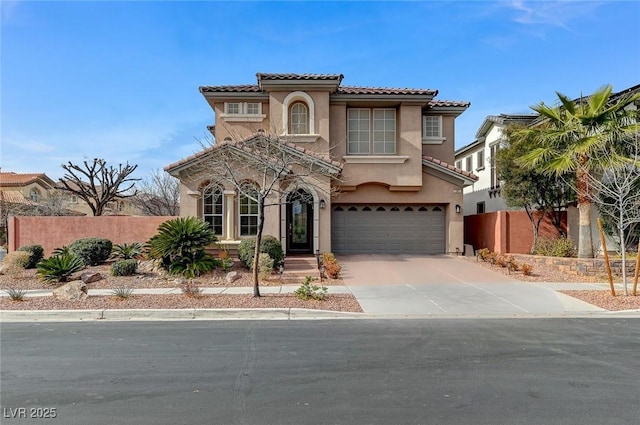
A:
30;188;41;202
239;184;259;236
203;184;224;236
289;102;308;134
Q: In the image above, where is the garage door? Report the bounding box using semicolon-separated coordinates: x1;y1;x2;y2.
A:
331;205;446;254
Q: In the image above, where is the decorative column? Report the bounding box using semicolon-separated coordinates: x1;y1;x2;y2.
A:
223;190;236;240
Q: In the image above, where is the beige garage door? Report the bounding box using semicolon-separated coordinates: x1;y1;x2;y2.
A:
331;205;446;254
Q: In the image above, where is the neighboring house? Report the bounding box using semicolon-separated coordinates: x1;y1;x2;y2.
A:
165;73;477;255
56;180;141;216
454;114;537;216
0;172;57;204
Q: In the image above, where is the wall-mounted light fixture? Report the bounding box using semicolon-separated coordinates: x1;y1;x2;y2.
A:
455;204;461;214
319;199;326;209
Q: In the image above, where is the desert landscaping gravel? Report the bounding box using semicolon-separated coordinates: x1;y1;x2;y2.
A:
1;257;639;312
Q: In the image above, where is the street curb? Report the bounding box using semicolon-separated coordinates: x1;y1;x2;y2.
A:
2;308;640;322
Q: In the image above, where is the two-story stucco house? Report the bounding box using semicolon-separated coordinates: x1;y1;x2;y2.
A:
165;73;477;256
454;114;537;216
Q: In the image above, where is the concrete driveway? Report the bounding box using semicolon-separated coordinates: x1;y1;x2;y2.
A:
338;254;603;317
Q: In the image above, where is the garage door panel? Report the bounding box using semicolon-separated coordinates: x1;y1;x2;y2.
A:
332;205;446;255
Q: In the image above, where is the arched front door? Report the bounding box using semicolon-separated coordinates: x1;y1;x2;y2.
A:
286;189;313;254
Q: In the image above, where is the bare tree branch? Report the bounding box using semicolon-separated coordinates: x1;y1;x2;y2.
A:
58;158;140;216
130;169;180;216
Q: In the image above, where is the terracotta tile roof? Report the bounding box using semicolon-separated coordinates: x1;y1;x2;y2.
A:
337;86;438;96
428;100;471;108
0;190;32;205
0;172;52;186
422;155;478;181
165;132;342;174
200;84;261;93
257;73;344;81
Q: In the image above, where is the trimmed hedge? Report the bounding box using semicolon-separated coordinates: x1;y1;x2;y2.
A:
17;244;44;269
69;237;113;266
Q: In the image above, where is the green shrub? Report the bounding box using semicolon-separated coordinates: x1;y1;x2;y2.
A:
294;276;327;301
533;237;577;258
69;237;113;266
36;254;85;283
111;242;143;260
238;236;284;269
111;259;138;276
17;244;44;269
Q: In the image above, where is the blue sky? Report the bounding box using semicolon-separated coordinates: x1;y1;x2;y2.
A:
2;0;639;181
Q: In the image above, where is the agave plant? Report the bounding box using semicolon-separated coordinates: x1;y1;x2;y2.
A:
51;245;71;256
146;217;217;277
36;254;85;283
111;242;143;260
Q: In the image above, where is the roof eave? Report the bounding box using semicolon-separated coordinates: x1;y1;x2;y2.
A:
422;159;477;186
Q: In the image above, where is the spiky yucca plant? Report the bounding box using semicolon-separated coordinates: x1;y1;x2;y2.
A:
36;254;85;283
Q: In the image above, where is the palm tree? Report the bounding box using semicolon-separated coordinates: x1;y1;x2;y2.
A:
516;85;640;258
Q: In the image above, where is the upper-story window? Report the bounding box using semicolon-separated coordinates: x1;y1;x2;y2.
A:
289;102;309;134
422;115;445;144
282;91;317;139
465;156;473;172
455;160;462;170
347;108;396;154
476;149;485;170
490;144;500;189
221;102;265;122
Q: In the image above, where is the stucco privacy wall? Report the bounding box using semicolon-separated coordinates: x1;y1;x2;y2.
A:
8;216;177;256
464;210;567;254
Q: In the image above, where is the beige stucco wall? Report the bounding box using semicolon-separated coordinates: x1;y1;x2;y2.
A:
212;101;270;141
422;115;456;164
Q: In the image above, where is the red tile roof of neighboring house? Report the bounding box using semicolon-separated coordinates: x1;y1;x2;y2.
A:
0;172;55;187
422;155;478;181
0;190;33;205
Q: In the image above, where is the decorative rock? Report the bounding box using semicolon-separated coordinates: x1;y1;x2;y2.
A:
53;281;88;302
226;271;241;284
81;272;102;284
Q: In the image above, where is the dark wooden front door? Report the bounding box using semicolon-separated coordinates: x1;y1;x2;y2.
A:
286;190;313;254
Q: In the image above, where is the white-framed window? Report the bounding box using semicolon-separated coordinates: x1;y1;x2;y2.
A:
347;108;396;154
224;102;261;115
289;102;309;134
465;156;472;172
221;102;264;122
476;149;485;170
422;115;444;143
239;185;259;236
203;184;224;236
455;160;462;170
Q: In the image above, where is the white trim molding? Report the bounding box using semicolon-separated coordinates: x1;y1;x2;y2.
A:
282;91;315;136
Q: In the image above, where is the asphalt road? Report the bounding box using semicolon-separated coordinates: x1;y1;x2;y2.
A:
1;319;639;425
